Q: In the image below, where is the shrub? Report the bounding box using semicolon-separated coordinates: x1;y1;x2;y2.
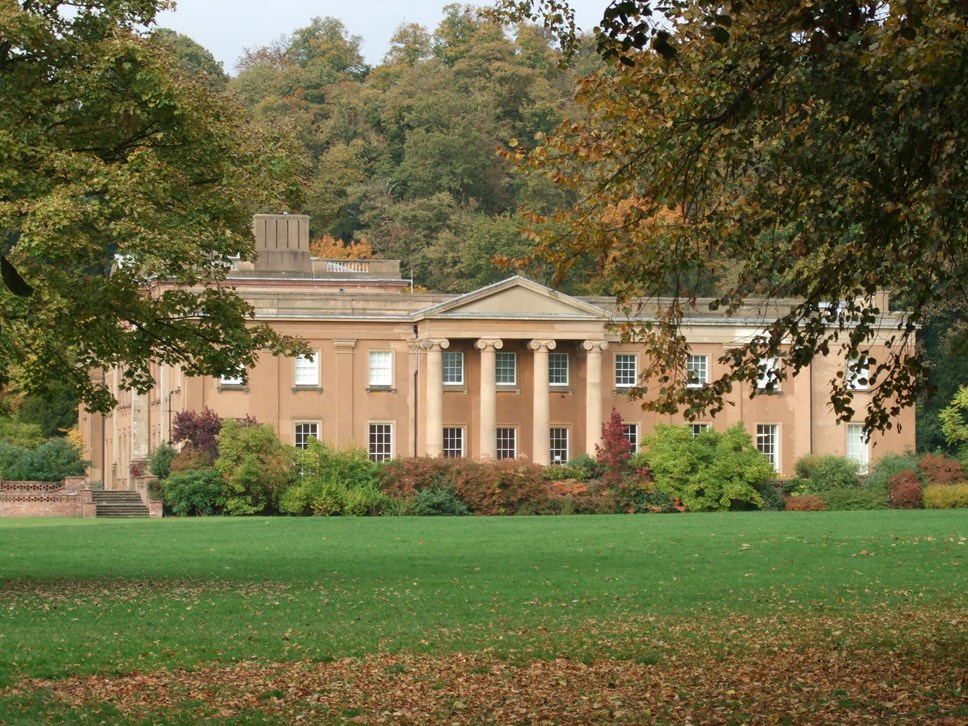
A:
565;454;600;481
282;441;386;516
644;424;769;511
785;494;826;511
755;482;786;511
409;487;468;516
922;483;968;509
863;452;920;492
148;443;177;480
917;453;964;485
542;463;587;482
172;408;223;460
888;470;922;509
0;437;86;482
452;459;549;515
215;420;294;515
163;469;223;516
170;446;216;473
792;455;859;493
819;488;888;511
596;410;632;489
380;457;460;498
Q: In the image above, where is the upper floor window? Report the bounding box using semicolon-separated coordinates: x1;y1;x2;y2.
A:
496;352;517;386
615;354;637;388
219;369;244;387
294;352;319;387
756;357;780;391
368;351;393;387
847;357;869;391
686;355;709;388
443;351;464;385
549;352;569;386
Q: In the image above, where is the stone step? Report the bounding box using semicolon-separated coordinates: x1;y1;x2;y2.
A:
93;490;150;517
96;505;151;518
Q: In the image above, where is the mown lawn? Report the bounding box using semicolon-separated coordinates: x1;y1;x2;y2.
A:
0;512;965;723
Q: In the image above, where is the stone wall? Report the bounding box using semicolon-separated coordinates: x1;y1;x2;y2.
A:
0;483;97;518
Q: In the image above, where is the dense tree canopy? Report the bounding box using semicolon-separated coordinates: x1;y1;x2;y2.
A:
496;0;967;432
0;1;306;412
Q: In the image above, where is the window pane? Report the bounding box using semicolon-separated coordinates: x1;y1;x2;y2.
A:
442;351;464;385
622;423;638;452
443;427;464;458
847;358;869;391
686;355;708;388
756;424;779;471
294;423;318;449
550;428;569;463
496;427;516;459
690;423;710;437
846;424;869;474
368;423;393;462
496;352;516;385
756;358;779;390
369;351;392;387
549;352;569;386
294;352;319;386
615;354;637;387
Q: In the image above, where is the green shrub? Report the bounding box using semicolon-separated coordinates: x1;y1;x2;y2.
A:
215;420;294;515
163;469;223;516
565;454;600;481
917;453;964;485
644;424;769;511
819;488;888;511
862;452;920;492
785;494;826;511
542;463;587;482
0;437;86;481
922;483;968;509
409;487;468;516
888;470;922;509
281;441;386;516
792;455;859;493
148;443;177;480
755;482;786;511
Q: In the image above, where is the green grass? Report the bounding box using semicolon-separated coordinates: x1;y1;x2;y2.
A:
0;511;965;721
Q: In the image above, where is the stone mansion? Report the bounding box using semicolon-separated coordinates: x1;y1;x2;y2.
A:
79;214;914;489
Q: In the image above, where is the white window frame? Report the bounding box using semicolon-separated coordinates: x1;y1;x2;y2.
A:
496;427;517;459
368;351;393;388
690;423;711;437
756;424;780;472
442;351;464;386
443;426;464;458
549;352;569;387
846;423;869;474
219;370;245;387
615;354;638;388
294;422;319;449
294;352;320;387
368;422;393;462
686;354;709;388
847;357;870;391
622;423;639;452
496;352;517;386
550;427;569;463
756;357;780;391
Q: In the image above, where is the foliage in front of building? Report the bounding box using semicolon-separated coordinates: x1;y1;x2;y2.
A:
787;455;860;494
0;437;86;482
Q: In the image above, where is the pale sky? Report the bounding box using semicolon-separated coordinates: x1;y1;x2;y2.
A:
156;1;607;73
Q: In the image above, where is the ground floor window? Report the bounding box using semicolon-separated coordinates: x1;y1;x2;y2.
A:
294;422;318;449
622;423;639;452
550;427;569;463
443;427;464;458
846;423;869;474
496;427;516;459
690;423;711;437
756;424;780;472
368;423;393;462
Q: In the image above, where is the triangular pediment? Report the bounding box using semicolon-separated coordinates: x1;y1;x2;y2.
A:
413;277;608;321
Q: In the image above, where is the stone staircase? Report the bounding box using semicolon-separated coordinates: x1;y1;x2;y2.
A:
91;490;150;518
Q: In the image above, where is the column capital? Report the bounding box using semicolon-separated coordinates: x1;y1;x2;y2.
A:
475;338;504;351
528;339;557;352
334;338;357;352
582;340;609;352
420;338;450;351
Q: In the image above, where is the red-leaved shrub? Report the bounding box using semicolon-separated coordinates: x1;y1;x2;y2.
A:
785;494;826;511
888;470;922;509
379;457;460;498
452;459;548;515
917;453;964;485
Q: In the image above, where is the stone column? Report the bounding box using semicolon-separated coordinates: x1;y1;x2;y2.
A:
583;340;609;455
421;338;450;457
528;339;556;465
475;338;503;459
